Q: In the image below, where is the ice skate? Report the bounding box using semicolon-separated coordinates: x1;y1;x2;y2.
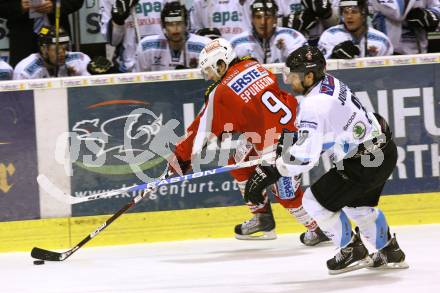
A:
235;203;276;240
327;230;373;275
300;227;331;246
369;233;409;270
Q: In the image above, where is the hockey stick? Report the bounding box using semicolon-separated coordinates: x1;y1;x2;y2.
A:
37;153;272;204
54;0;61;77
31;154;273;261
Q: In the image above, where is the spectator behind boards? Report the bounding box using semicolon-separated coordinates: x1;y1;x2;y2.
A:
318;0;393;59
134;1;210;72
189;0;251;40
230;0;307;64
280;0;339;46
371;0;440;54
0;0;84;67
100;0;173;72
13;25;91;79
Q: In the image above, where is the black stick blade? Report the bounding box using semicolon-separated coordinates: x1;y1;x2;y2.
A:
31;247;66;261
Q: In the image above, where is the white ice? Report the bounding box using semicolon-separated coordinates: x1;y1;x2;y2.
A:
1;224;439;293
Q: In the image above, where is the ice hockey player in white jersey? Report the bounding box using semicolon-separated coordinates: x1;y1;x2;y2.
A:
281;0;339;46
0;59;13;80
242;45;409;275
134;1;211;72
13;26;91;80
319;0;393;59
100;0;172;72
189;0;252;40
230;0;307;64
371;0;440;54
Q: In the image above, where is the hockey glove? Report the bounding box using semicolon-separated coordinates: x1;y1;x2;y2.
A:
283;9;318;32
87;56;113;75
331;40;360;59
244;164;282;205
165;155;191;178
112;0;139;25
406;8;440;32
195;27;222;40
302;0;332;19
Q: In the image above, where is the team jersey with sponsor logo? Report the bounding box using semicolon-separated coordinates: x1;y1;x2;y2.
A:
189;0;252;40
134;33;211;72
230;27;307;64
0;60;13;80
100;0;173;72
371;0;440;54
13;52;91;80
318;24;393;58
174;58;298;180
276;74;383;177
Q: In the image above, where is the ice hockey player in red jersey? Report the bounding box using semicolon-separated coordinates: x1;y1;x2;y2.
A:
166;37;329;245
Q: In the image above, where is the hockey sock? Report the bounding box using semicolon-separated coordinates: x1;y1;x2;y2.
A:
343;207;390;250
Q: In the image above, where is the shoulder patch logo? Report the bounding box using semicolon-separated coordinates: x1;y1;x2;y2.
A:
353;121;366;140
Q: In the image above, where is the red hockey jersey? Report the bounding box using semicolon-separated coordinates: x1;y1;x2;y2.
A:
175;58;298;181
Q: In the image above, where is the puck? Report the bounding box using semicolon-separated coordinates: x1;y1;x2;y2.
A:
33;260;45;265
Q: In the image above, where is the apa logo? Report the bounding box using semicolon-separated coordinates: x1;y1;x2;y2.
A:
135;1;162;17
212;11;241;25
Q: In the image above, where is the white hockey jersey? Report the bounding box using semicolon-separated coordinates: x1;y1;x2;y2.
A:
0;60;13;80
189;0;252;40
318;24;393;58
230;27;307;64
100;0;172;72
13;52;91;80
134;33;211;72
371;0;440;54
276;74;383;177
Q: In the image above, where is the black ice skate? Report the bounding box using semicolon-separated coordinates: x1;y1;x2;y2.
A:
235;203;276;240
300;227;331;246
369;233;409;270
327;230;373;275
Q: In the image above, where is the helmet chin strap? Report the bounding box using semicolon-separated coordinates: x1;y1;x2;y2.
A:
300;72;322;96
301;80;309;95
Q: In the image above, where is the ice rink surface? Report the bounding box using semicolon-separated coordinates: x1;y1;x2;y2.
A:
1;224;439;293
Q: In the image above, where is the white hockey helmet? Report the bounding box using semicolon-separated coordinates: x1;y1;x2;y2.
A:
199;38;237;80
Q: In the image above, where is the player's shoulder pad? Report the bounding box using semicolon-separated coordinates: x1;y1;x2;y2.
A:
367;29;391;45
204;80;221;100
140;35;167;51
66;52;85;62
230;33;253;47
239;56;258;62
275;27;300;38
326;25;346;35
187;34;210;53
24;54;44;75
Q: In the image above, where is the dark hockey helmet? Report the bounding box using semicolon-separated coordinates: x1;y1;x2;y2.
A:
38;25;70;47
339;0;368;15
161;1;188;27
250;0;278;16
284;45;326;82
